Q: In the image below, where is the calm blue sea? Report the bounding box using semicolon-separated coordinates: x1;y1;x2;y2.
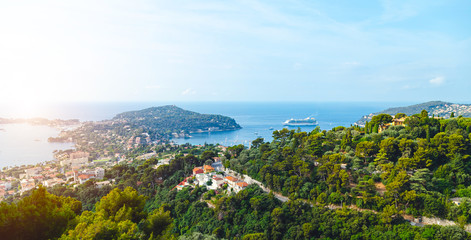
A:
0;102;409;168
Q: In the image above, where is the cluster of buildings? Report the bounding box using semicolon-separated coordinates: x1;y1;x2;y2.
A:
0;151;110;201
431;104;471;118
60;151;90;168
127;134;151;150
65;167;105;184
175;161;249;193
0;180;14;200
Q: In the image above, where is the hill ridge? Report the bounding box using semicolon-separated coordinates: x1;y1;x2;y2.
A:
356;100;471;126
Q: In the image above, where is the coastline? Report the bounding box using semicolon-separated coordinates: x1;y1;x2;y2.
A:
0;123;75;168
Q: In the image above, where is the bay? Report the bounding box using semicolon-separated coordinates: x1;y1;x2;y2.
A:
0;101;410;168
0;124;74;168
172;102;407;146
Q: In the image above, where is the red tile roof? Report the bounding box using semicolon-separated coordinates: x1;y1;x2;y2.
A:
225;176;238;182
193;167;204;174
237;182;248;188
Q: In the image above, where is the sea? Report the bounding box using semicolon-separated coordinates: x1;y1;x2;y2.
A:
0;101;409;168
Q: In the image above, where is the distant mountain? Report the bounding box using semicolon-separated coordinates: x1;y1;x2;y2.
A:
356;101;471;126
113;105;241;133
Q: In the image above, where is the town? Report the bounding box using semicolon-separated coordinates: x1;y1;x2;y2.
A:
0;142;251;202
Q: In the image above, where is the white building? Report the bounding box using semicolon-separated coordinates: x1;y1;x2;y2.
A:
43;178;64;187
25;167;42;178
96;180;111;188
196;174;211;186
95;167;105;180
61;151;89;168
20;179;35;192
0;181;12;190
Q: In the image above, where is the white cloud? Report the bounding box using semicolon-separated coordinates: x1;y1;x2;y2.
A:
181;88;196;95
429;76;445;86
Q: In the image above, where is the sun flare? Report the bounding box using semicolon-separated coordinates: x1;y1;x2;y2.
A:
16;101;42;119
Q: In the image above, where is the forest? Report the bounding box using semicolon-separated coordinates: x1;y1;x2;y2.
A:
1;110;471;239
112;105;241;134
225;111;471;226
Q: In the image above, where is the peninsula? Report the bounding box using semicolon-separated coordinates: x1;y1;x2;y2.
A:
356;101;471;126
48;105;241;158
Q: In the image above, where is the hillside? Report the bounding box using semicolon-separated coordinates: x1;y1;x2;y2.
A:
53;105;241;157
4;112;471;239
113;105;241;133
356;101;471;126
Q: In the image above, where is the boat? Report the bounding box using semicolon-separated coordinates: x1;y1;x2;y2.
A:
283;117;318;126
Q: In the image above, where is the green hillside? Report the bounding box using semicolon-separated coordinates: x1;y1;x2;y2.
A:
357;101;471;126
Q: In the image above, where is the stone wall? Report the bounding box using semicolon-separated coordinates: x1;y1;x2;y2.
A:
422;216;471;232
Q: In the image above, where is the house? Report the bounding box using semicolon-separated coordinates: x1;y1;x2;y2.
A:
77;174;95;184
95;167;105;180
211;162;224;172
378;116;407;133
392;117;406;126
203;165;215;173
212;176;225;186
235;182;249;192
65;171;75;181
225;176;239;189
20;179;35;192
25;167;42;178
196;174;210;186
61;151;89;168
0;181;12;190
43;178;64;187
96;180;111;189
193;167;204;175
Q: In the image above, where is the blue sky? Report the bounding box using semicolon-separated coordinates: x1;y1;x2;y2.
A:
0;0;470;104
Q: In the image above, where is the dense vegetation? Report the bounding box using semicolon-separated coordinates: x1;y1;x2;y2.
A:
3;111;471;239
52;105;240;158
225;111;471;226
378;101;471;117
356;101;471;125
113;105;241;134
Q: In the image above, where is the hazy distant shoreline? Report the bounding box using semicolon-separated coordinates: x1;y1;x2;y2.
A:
0;101;425;167
0;123;75;168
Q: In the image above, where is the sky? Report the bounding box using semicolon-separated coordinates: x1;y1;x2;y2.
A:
0;0;470;105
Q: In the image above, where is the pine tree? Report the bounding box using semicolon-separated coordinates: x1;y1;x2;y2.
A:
426;125;430;143
373;124;379;133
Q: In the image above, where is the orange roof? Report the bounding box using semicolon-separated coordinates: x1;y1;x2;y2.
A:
204;165;214;170
237;182;249;187
78;174;93;180
225;176;238;182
